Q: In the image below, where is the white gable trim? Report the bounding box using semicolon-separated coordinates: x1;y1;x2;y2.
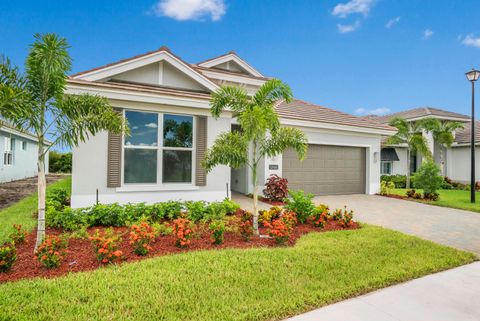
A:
197;53;263;77
72;50;219;92
197;69;267;87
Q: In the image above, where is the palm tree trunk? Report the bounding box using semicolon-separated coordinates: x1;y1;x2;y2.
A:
252;141;259;236
34;140;46;252
406;148;411;189
440;147;445;176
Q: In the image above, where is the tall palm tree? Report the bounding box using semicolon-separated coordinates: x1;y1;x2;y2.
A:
423;118;464;176
0;34;126;250
202;79;308;234
387;117;432;188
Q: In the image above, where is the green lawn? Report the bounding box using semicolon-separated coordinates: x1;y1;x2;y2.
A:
391;188;480;213
0;225;475;321
0;176;71;243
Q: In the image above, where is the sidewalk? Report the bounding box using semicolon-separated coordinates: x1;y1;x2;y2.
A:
285;262;480;321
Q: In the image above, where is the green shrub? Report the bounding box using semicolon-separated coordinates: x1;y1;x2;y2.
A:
380;181;395;195
155;201;183;220
284;190;315;223
48;151;72;173
209;220;225;245
0;243;16;272
381;174;407;188
185;201;208;222
413;161;443;198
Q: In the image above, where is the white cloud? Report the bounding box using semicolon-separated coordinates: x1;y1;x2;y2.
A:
385;16;400;29
337;20;361;33
152;0;226;21
423;28;433;39
462;34;480;48
145;123;158;128
332;0;375;18
355;107;391;116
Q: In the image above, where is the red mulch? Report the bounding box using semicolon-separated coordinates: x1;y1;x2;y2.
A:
376;193;407;200
0;219;359;283
258;197;286;206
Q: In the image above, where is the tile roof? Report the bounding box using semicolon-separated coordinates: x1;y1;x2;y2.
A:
375;107;470;124
454;121;480;145
276;99;396;132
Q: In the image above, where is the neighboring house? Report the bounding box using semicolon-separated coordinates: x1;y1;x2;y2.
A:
374;107;478;182
66;47;395;208
0;120;49;183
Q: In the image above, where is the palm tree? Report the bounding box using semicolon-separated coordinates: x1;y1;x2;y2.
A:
0;34;126;250
423;118;464;176
387;117;432;188
202;79;308;234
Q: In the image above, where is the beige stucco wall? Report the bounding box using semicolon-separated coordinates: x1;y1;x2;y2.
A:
446;146;480;182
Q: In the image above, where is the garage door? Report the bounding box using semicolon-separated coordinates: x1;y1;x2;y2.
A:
282;145;366;195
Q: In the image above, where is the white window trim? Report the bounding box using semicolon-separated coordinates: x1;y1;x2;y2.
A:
3;137;13;166
380;161;393;175
120;109;196;189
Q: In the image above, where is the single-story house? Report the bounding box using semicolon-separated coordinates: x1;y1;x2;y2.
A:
0;120;49;183
66;47;395;208
374;107;479;182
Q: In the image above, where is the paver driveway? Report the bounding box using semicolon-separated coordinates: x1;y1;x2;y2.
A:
314;194;480;256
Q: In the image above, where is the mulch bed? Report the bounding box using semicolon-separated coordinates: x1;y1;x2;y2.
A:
0;219;358;283
377;193;407;200
0;174;67;210
258;197;286;206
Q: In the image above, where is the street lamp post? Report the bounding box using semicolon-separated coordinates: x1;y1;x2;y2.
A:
465;68;480;203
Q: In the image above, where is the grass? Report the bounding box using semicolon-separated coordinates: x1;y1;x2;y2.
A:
0;225;475;321
391;188;480;213
0;176;71;242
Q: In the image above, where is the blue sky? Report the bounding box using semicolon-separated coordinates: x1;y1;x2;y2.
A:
1;0;480;118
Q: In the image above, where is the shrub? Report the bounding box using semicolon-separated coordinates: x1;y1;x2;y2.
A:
406;189;416;198
152;222;172;237
339;208;354;228
381;174;407;188
129;222;156;256
89;229;123;264
258;206;282;226
209;220;225;245
0;243;16;272
332;208;343;221
284;190;315;223
172;218;194;248
185;201;208;222
47;188;70;207
156;200;183;220
311;205;329;228
423;192;440;201
264;219;291;245
380;181;395;196
413;161;443;198
9;224;28;244
35;235;68;269
414;192;422;199
262;174;288;201
281;210;297;229
239;219;253;241
49;151;72;173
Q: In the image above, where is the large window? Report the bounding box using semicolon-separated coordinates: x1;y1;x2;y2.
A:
380;161;392;175
123;111;194;185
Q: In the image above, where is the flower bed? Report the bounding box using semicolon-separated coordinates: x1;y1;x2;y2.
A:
0;210;358;283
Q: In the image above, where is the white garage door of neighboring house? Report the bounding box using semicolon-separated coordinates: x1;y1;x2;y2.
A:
283;144;366;195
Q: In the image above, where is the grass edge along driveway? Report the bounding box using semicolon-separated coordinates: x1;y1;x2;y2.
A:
391;188;480;213
0;225;475;321
0;176;71;242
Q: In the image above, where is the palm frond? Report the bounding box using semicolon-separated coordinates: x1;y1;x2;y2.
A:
202;131;249;172
210;86;249;119
261;127;308;160
253;79;293;107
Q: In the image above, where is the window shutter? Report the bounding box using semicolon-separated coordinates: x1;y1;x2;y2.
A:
107;109;123;188
195;116;207;186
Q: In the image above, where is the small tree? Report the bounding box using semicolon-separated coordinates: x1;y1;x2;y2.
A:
202;79;308;234
0;34;126;250
413;160;443;198
422;118;464;176
387;117;432;189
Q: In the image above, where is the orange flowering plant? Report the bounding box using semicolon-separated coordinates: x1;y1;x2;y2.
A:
129;222;156;256
339;207;354;228
89;229;123;264
34;235;68;269
172;218;194;248
9;224;28;244
311;205;329;228
264;218;291;245
0;243;17;272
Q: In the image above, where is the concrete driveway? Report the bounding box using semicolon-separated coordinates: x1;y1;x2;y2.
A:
314;194;480;256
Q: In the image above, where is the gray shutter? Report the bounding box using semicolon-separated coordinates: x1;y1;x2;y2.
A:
107;110;123;188
195;116;207;186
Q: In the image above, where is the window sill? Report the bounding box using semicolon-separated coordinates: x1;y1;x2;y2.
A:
115;185;199;193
